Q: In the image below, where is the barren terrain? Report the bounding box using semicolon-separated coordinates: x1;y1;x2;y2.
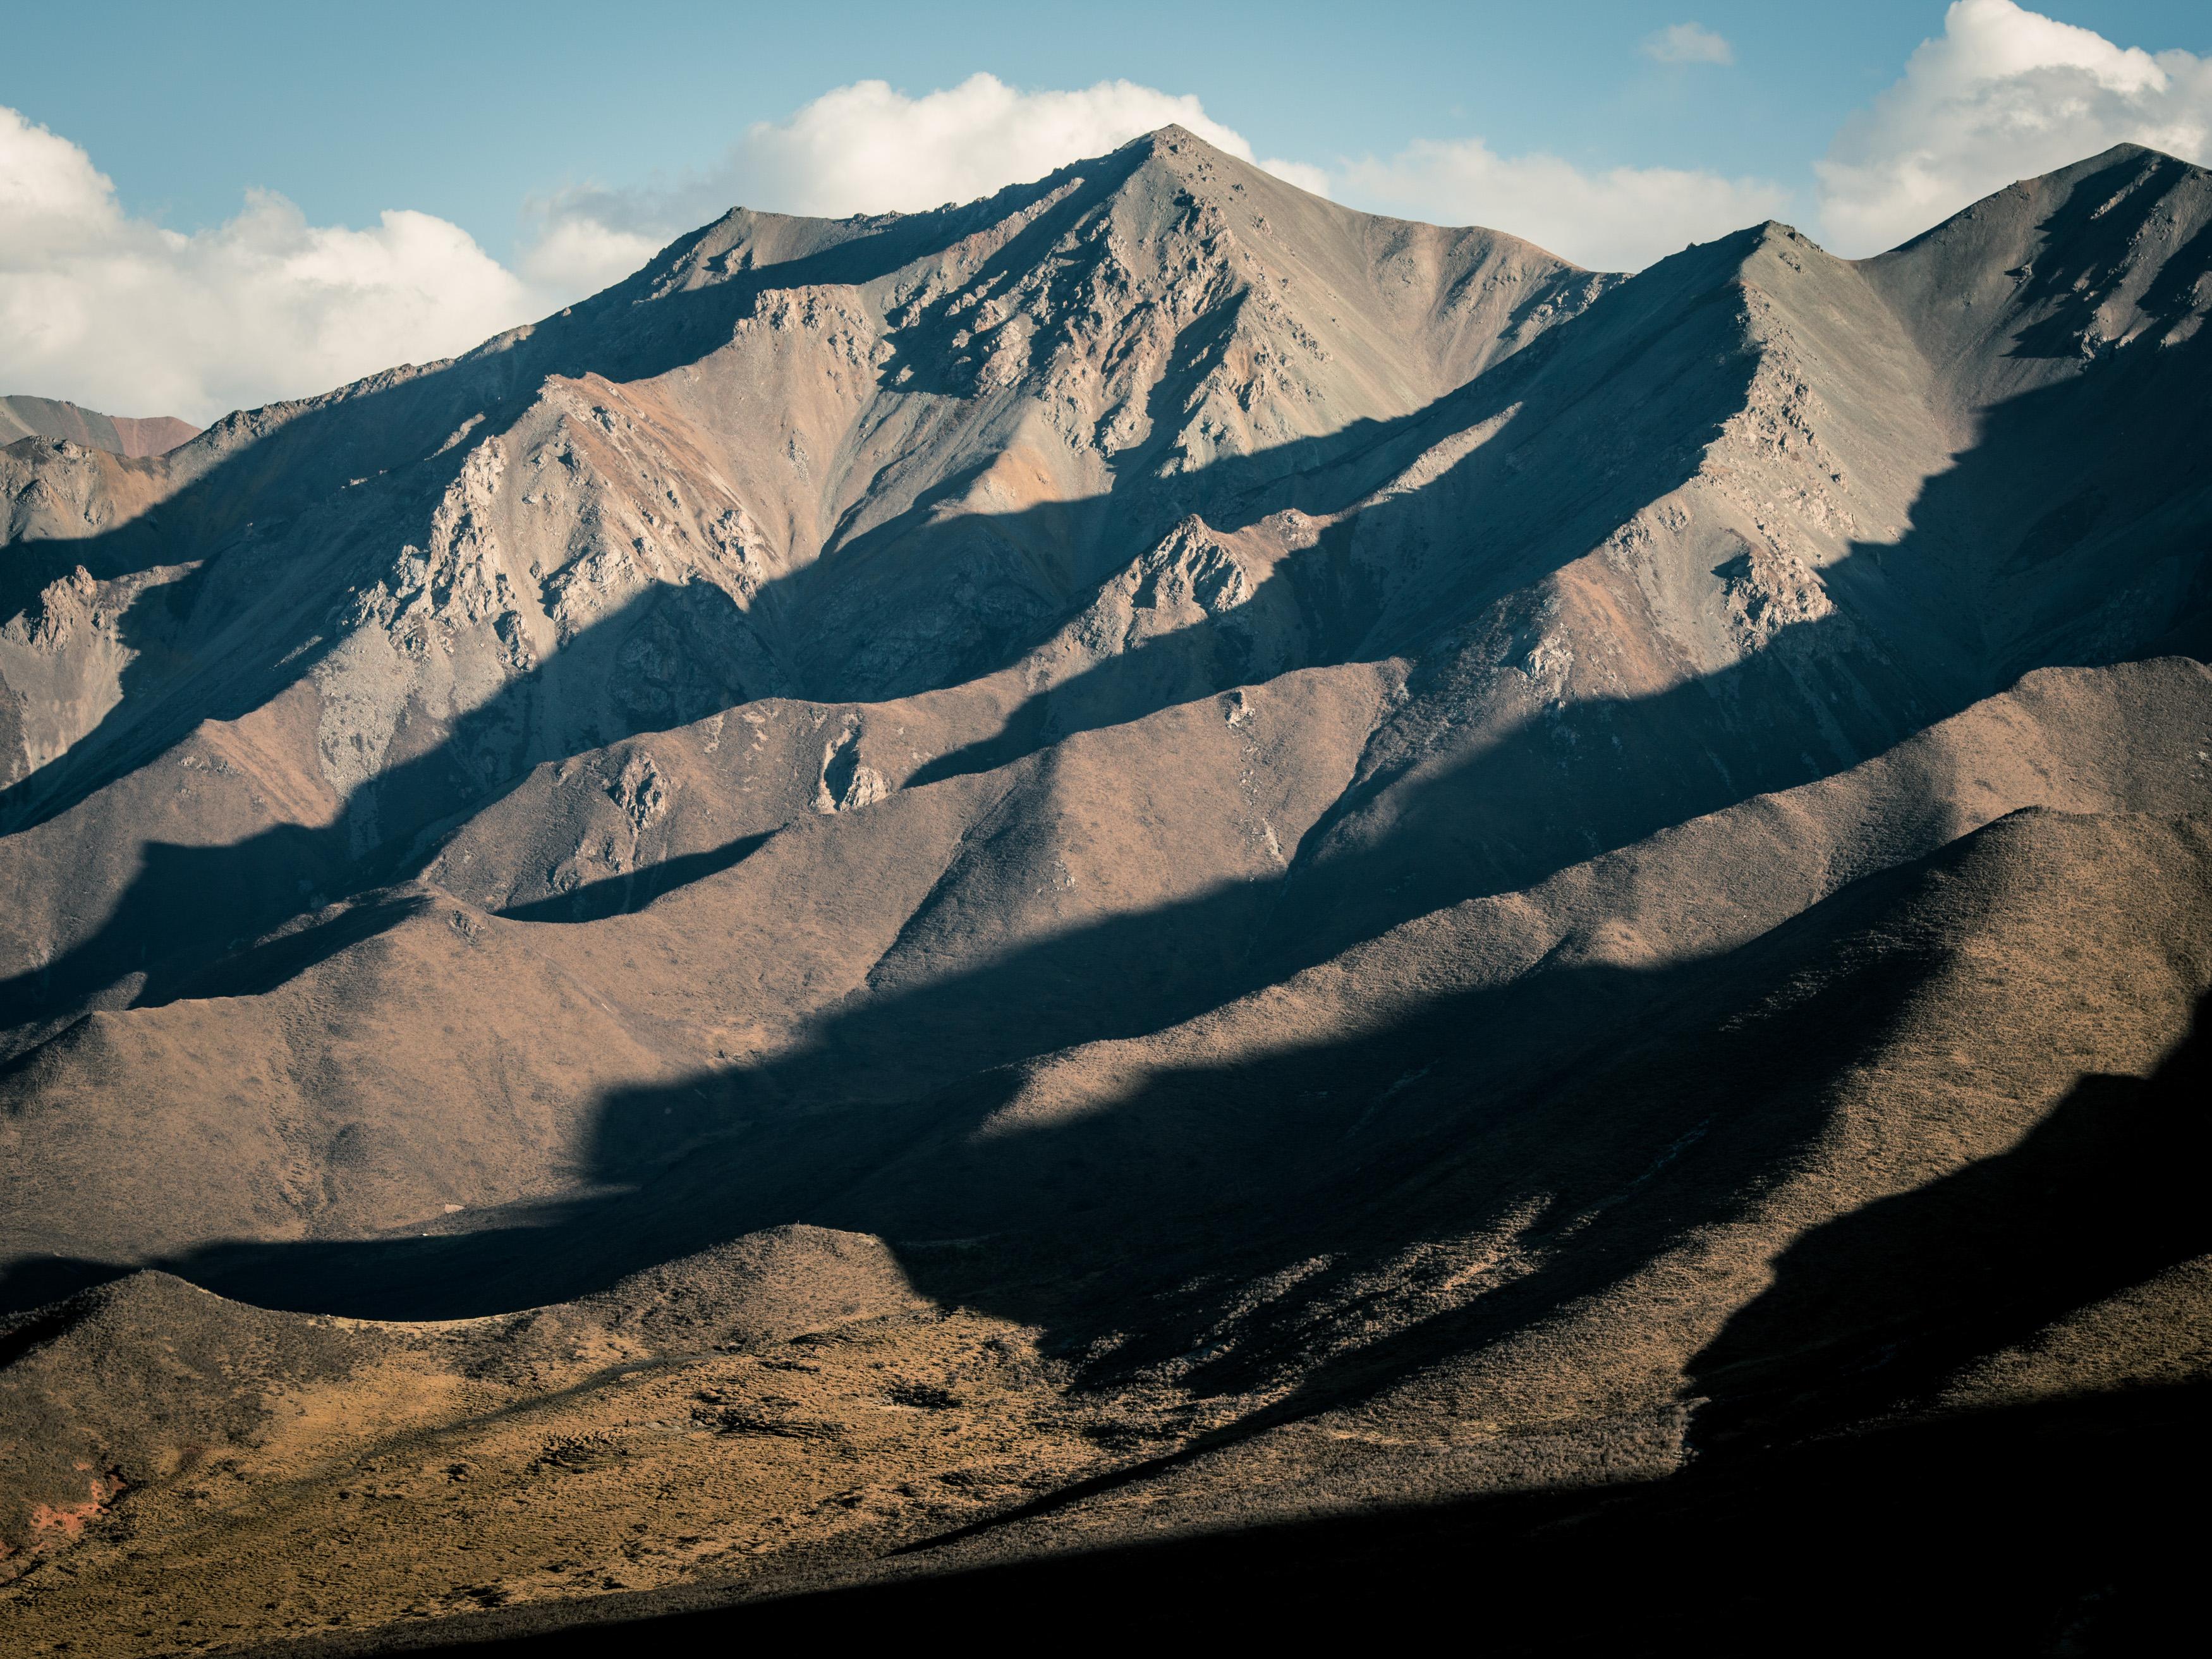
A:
1;130;2208;1652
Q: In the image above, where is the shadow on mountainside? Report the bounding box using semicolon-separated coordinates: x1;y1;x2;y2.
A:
0;579;761;1035
0;356;1619;1035
27;812;2206;1416
6;261;2209;1297
382;1380;2212;1655
2;795;1936;1318
1687;987;2212;1450
14;822;2210;1643
0;213;1766;1032
492;830;781;925
493;185;2212;967
2003;150;2212;364
3;126;1586;839
3;161;2209;1443
0;145;1176;839
489;301;2211;1017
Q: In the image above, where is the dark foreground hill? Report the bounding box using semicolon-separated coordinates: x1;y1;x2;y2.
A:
0;131;2207;1653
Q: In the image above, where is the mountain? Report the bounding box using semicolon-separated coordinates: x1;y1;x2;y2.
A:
0;131;2207;1650
0;394;200;458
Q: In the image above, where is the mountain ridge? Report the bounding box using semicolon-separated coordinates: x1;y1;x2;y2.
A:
0;129;2208;1650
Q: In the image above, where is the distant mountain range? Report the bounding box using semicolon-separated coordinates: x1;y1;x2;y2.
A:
0;394;199;459
1;129;2206;1651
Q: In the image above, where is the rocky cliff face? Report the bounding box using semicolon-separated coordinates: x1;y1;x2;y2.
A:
0;132;2208;1650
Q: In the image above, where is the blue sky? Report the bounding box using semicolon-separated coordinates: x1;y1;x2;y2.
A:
3;1;2209;418
8;0;2202;252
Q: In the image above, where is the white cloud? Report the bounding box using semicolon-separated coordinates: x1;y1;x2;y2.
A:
1817;0;2212;255
0;104;543;423
1334;138;1790;271
1643;23;1735;66
521;74;1325;293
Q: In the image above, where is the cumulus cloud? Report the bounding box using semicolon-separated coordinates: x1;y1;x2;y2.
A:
1334;138;1790;271
0;105;542;424
1643;23;1735;66
521;75;1327;293
1818;0;2212;255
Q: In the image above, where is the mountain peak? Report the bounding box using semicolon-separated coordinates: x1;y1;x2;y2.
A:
1127;121;1218;154
2022;138;2206;197
1114;121;1271;191
2086;139;2173;166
